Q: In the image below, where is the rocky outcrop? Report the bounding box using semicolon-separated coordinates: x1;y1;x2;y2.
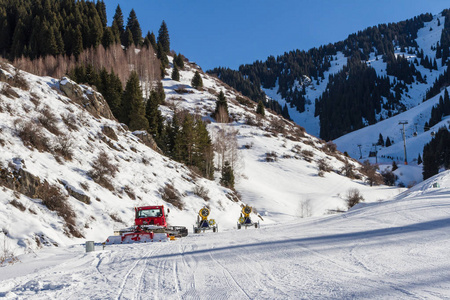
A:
66;186;91;204
132;131;162;153
59;77;115;120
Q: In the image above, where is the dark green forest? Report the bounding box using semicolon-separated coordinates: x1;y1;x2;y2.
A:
208;11;450;141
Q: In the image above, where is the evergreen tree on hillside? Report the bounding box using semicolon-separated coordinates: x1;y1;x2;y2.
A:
256;100;265;116
145;90;164;141
112;5;124;34
377;133;385;146
171;65;180;81
191;71;203;89
96;0;107;28
126;9;142;46
157;20;170;53
174;53;185;69
214;91;229;122
220;161;235;189
123;71;148;130
422;127;450;180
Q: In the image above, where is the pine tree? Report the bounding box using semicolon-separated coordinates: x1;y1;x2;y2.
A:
392;160;398;171
377;133;385;146
126;9;142;46
174;53;184;69
96;0;107;28
102;27;114;48
123;28;134;48
123;71;148;130
214;91;229;122
113;5;124;34
385;137;392;147
145;90;163;140
220;161;235;189
171;65;180;81
191;71;203;89
417;153;423;165
256;100;265;116
157;20;170;53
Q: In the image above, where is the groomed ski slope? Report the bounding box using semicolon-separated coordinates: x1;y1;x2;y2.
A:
1;171;450;299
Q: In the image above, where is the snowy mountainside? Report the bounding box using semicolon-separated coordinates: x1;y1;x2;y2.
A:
334;86;450;185
161;58;402;223
262;13;448;139
0;64;242;254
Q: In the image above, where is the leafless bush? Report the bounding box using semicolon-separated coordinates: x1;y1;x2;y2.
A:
160;183;183;209
15;120;51;152
1;230;20;266
301;150;314;160
323;141;337;154
88;151;118;191
102;126;118;141
61;113;78;131
193;185;210;201
381;169;397;186
38;107;61;136
298;198;312;218
341;159;357;179
360;160;383;186
109;212;125;224
236;96;253;107
270;117;286;134
10;69;29;90
1;84;19;98
53;135;74;161
346;188;364;209
123;185;136;200
265;151;278;162
9;199;26;211
317;158;332;175
174;87;193;94
37;181;82;238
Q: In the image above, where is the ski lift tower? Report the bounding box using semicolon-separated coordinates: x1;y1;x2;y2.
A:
399;121;408;165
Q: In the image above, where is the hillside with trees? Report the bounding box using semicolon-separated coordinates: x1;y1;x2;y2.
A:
208;11;450;141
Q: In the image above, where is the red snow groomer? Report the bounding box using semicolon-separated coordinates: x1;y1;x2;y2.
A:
105;205;188;244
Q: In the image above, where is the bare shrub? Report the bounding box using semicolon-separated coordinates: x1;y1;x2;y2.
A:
341;159;357;179
1;84;19;98
193;185;210;201
123;185;136;200
10;69;29;90
102;126;118;141
298;198;312;218
15;120;51;152
360;160;383;186
270;117;286;134
265;151;278;162
38;107;61;136
174;87;193;94
317;158;332;175
236;96;253;107
346;188;364;209
61;113;78;131
381;169;397;186
1;230;20;266
37;181;82;238
88;151;118;191
109;212;125;224
160;183;183;209
9;199;26;211
53;135;74;161
323;141;337;154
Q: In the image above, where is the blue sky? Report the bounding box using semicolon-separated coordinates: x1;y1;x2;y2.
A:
105;1;450;71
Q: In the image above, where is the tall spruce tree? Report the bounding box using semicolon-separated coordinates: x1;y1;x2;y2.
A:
256;100;265;116
220;161;235;189
123;71;148;130
171;65;180;81
214;91;229;122
157;20;170;53
191;71;203;89
145;90;164;141
126;9;142;46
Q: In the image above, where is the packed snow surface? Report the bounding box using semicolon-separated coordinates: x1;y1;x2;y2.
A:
1;170;449;299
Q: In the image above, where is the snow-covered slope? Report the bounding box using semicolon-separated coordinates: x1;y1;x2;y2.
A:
264;13;448;142
1;170;449;299
0;65;243;254
162;59;402;223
